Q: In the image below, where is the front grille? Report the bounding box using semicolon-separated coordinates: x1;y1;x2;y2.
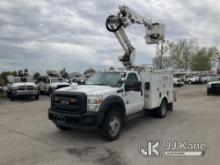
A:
18;86;34;90
27;86;34;90
51;92;87;114
212;84;220;88
18;86;25;90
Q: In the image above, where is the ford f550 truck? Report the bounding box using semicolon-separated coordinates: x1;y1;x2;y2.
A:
48;68;173;140
48;5;173;141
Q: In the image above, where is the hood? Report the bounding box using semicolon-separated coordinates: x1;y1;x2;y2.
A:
12;82;37;87
50;82;70;87
56;85;119;96
208;81;220;85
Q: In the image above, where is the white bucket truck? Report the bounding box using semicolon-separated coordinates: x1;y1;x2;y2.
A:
7;76;39;101
38;71;70;94
48;5;174;141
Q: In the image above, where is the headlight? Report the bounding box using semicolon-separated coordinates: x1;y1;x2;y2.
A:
87;95;103;112
50;86;57;90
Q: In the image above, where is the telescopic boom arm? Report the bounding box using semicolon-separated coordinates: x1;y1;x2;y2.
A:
106;5;165;67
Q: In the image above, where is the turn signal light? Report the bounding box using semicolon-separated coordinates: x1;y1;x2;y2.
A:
69;98;76;103
96;99;103;104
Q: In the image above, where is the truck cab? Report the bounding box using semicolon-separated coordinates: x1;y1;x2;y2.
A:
48;69;174;141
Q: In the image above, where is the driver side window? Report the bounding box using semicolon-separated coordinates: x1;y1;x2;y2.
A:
125;73;138;91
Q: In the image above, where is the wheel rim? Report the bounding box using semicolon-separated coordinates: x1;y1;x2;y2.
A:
108;116;120;137
161;101;166;116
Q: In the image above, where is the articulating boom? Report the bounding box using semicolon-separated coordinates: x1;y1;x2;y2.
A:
106;5;165;67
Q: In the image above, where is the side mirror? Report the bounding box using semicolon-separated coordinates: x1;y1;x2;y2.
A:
121;77;126;83
80;80;85;85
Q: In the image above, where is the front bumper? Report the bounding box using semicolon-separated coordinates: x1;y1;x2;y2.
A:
174;82;184;86
48;108;104;129
11;90;39;96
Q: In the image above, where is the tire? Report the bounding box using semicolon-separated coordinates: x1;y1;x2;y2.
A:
10;96;14;101
35;94;39;100
48;89;53;97
56;125;71;131
207;90;211;96
155;99;167;118
101;108;123;141
7;92;11;98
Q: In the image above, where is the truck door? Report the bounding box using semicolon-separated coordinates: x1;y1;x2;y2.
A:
124;73;144;115
45;78;50;92
39;78;45;92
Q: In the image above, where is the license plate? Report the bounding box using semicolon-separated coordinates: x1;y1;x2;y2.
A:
56;116;66;124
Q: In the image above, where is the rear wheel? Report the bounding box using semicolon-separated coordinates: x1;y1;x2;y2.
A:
155;99;167;118
101;108;122;141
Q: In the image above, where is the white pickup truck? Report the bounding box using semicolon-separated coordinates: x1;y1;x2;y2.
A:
38;77;70;94
7;77;39;101
48;68;174;141
207;77;220;95
173;77;184;87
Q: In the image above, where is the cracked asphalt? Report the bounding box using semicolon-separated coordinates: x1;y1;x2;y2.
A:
0;85;220;165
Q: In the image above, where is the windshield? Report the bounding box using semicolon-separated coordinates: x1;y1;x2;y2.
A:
85;72;123;87
51;78;65;83
14;77;33;83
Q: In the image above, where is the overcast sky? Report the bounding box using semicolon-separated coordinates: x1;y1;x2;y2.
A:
0;0;220;74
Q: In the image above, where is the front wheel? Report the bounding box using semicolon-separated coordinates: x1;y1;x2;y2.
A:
35;94;39;100
207;90;211;96
101;110;122;141
7;92;11;98
10;96;14;101
56;125;71;131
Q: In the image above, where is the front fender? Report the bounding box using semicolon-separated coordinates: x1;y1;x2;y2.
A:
99;95;126;123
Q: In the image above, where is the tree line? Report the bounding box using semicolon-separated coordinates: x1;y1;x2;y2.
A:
153;39;219;71
0;68;96;85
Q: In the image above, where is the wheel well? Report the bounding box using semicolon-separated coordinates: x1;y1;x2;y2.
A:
110;103;125;117
162;97;168;104
104;103;125;125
